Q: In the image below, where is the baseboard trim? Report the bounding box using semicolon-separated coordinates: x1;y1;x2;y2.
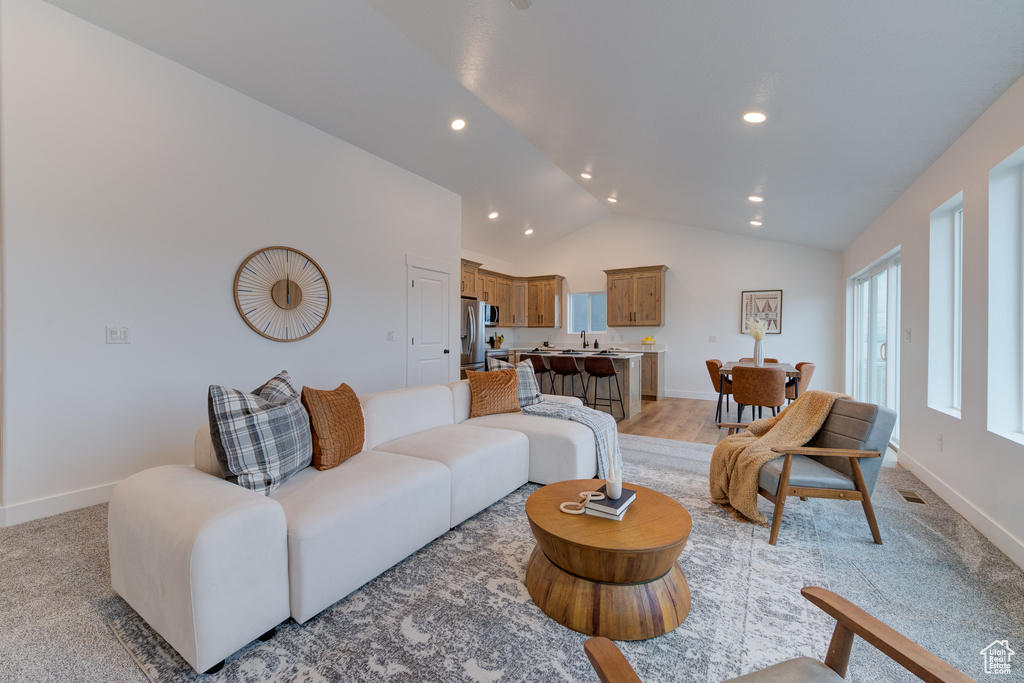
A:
0;481;118;527
665;390;720;401
899;448;1024;571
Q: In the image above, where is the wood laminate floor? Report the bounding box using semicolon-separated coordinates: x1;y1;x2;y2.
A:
616;397;725;445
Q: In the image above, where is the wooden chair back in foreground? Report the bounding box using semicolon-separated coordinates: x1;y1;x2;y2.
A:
786;361;816;401
705;359;732;422
584;586;977;683
717;398;897;545
730;365;786;422
737;357;779;363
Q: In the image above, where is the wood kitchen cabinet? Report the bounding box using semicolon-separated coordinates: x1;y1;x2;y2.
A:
641;350;665;400
461;259;481;299
478;270;499;303
496;278;512;324
528;275;564;328
604;265;667;326
511;280;528;327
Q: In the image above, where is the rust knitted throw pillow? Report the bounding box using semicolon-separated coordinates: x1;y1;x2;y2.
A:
300;383;364;471
466;369;522;418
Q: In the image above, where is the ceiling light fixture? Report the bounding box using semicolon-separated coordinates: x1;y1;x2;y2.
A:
580;172;592;179
743;112;767;123
607;197;618;203
750;220;763;227
510;0;531;9
488;211;499;219
748;195;764;202
524;228;534;235
450;118;466;131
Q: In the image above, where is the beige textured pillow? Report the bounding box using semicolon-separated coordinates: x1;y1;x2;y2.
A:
300;383;364;470
467;369;522;418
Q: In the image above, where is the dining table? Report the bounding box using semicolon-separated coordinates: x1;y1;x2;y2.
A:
717;361;801;423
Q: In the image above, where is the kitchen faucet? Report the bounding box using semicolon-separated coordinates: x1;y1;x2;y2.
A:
581;330;589;348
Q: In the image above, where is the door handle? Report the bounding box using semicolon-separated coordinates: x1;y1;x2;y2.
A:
879;342;887;362
443;349;450;354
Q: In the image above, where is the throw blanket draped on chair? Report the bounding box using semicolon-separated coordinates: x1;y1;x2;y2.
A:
710;390;848;526
522;401;622;479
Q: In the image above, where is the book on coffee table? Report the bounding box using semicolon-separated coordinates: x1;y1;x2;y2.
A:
585;506;629;521
586;484;637;515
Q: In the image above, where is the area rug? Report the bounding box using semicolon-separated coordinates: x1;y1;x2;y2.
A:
109;435;1024;682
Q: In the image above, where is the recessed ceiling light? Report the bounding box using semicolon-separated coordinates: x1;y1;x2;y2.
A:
743;112;767;123
580;172;592;179
524;228;534;235
607;197;618;203
748;195;764;202
488;211;499;219
450;118;466;131
750;220;763;226
511;0;531;8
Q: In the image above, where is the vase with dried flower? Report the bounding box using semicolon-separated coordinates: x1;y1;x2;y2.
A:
745;318;768;366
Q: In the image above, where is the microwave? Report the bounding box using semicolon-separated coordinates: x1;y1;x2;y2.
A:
484;305;499;326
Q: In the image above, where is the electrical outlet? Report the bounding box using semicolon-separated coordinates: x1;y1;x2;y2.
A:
386;330;396;341
106;326;130;344
937;433;943;451
708;335;718;343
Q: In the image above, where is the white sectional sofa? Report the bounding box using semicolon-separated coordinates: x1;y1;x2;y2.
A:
108;381;597;673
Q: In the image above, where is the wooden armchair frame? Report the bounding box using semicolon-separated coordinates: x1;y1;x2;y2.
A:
584;587;976;683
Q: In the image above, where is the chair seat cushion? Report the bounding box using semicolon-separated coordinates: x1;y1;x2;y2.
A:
759;454;855;495
726;657;845;682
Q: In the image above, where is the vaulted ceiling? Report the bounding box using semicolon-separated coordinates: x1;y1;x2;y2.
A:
42;0;1024;259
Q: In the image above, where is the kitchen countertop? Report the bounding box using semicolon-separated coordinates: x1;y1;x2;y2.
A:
510;347;642;359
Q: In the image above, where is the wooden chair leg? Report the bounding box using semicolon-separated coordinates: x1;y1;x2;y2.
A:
768;454;793;545
823;622;856;677
850;459;883;544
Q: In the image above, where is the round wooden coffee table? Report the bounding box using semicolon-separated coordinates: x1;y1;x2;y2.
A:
524;479;692;640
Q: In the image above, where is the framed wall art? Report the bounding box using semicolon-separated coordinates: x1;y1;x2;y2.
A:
740;289;782;334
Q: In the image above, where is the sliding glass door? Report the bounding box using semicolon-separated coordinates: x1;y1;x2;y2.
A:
853;253;901;442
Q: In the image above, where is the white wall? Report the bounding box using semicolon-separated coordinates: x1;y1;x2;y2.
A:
0;0;461;524
843;73;1024;567
509;214;844;398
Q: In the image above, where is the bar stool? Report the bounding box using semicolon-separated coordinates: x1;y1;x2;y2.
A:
583;355;624;420
520;353;553;394
549;355;586;402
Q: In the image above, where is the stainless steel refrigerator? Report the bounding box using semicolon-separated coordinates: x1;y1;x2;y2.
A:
461;298;486;377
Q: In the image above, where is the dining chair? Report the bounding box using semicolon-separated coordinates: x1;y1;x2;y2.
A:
738;357;779;363
705;360;732;422
584;586;976;683
730;365;786;422
786;361;815;402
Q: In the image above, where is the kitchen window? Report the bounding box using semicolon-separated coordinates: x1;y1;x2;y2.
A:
570;292;607;334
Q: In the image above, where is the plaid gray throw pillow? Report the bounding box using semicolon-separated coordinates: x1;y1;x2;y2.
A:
208;370;313;495
486;358;543;407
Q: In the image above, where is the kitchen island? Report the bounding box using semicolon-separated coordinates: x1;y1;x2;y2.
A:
510;348;643;420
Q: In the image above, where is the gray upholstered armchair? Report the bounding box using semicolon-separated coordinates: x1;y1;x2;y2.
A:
720;398;897;545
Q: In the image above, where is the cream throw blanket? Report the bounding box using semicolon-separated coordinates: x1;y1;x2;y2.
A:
709;390;849;526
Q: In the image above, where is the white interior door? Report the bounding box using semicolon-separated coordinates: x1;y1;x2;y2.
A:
407;265;450;387
853;254;901;441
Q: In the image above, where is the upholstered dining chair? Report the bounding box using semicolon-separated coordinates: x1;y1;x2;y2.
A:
705;359;733;422
718;397;897;545
786;361;816;402
584;587;976;683
730;365;786;422
738;357;779;363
